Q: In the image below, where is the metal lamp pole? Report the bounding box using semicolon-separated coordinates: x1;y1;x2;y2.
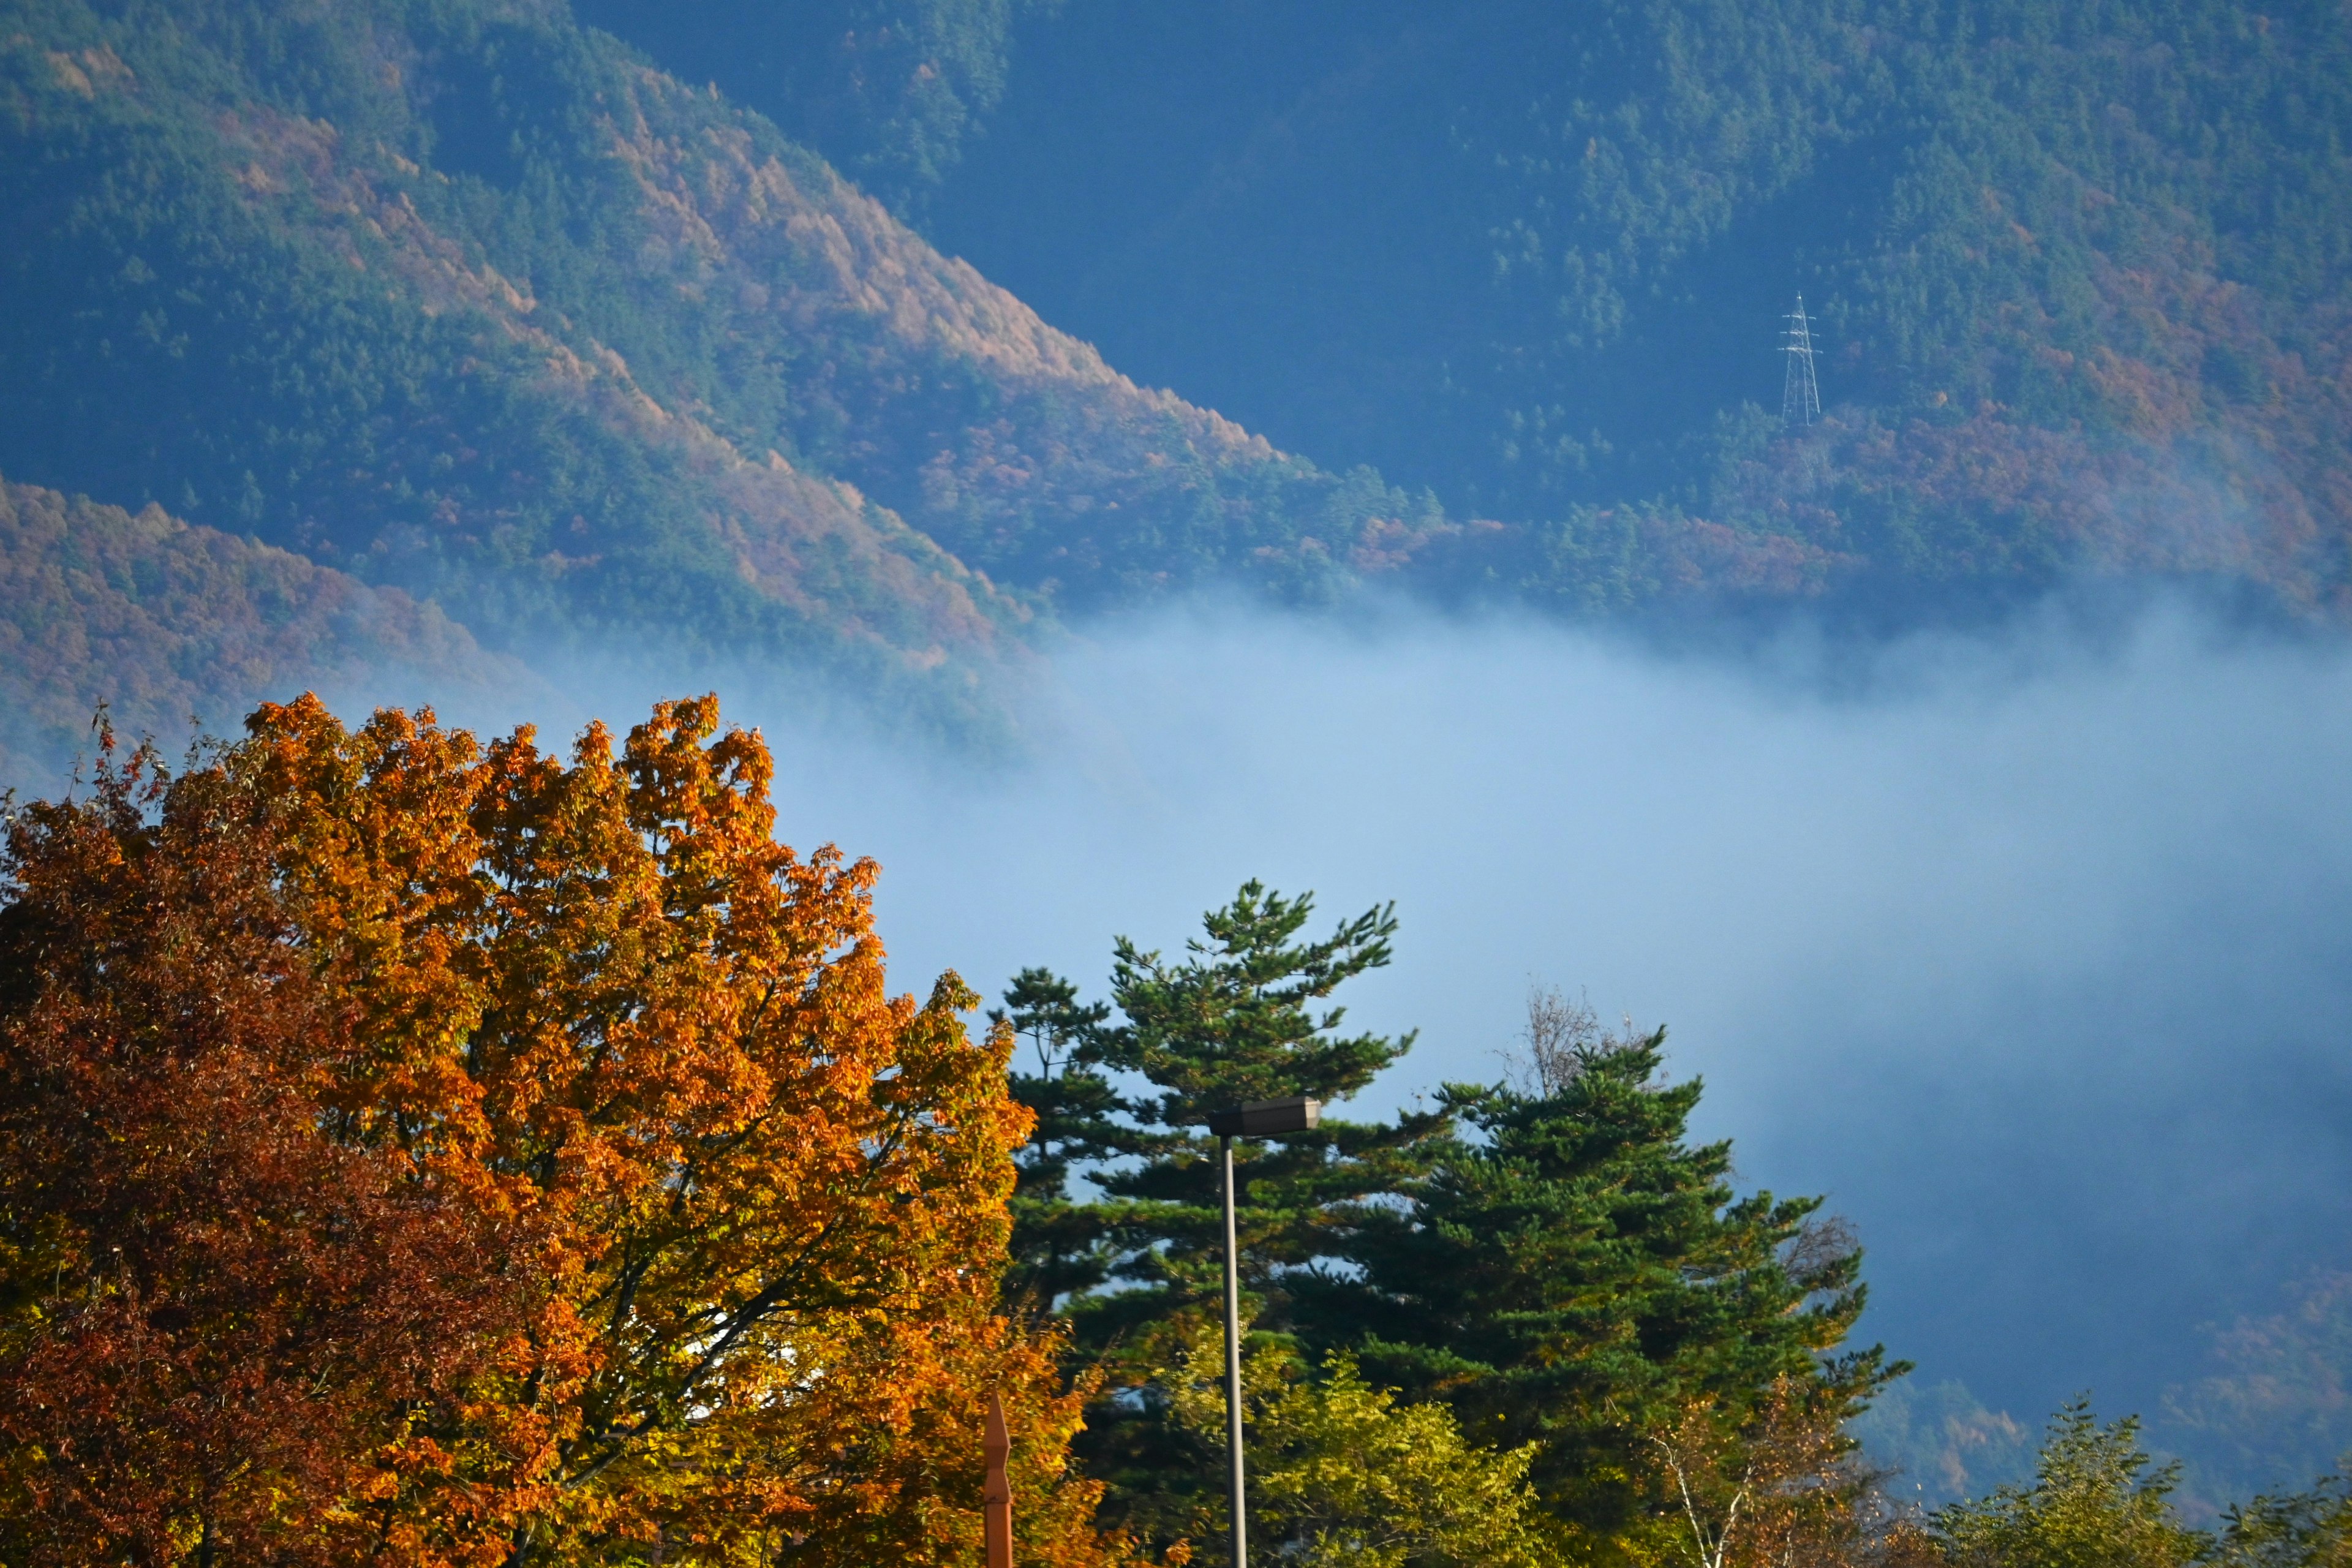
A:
1203;1096;1322;1568
1218;1133;1245;1568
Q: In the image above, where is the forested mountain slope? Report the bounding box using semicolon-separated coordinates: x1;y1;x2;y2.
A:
0;0;1427;744
0;476;505;790
898;0;2352;617
3;0;2350;767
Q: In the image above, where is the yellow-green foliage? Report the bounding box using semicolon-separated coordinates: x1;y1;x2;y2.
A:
1169;1325;1558;1568
1933;1401;2206;1568
2215;1479;2352;1568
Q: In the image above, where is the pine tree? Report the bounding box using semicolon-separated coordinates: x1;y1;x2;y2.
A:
998;881;1447;1541
1298;1013;1900;1544
1001;914;1901;1562
995;966;1123;1316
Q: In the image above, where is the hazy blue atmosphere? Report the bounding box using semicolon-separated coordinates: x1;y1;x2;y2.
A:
327;592;2352;1506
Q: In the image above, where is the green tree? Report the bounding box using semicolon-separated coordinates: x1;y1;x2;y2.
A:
1300;1003;1899;1542
1163;1324;1557;1568
2214;1475;2352;1568
1002;916;1899;1564
993;965;1122;1316
1933;1401;2206;1568
1101;878;1409;1123
999;881;1447;1540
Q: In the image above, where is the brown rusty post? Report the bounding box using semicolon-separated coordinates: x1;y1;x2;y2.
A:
984;1389;1013;1568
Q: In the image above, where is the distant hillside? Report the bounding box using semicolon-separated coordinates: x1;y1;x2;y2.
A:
0;477;507;792
889;0;2352;617
0;0;1447;744
2;0;2347;751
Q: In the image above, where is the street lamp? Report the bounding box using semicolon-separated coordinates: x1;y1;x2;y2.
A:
1202;1095;1322;1568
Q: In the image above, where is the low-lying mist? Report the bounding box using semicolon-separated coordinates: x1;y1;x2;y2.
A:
277;595;2352;1499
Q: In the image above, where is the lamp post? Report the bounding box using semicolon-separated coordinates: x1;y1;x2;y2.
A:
1202;1096;1322;1568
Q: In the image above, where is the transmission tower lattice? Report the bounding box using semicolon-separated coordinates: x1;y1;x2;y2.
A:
1781;295;1822;426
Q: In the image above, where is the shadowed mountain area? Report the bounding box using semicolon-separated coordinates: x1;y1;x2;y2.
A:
725;0;2352;620
928;0;2352;619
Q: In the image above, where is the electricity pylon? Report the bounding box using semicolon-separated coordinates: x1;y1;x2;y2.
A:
1782;295;1822;426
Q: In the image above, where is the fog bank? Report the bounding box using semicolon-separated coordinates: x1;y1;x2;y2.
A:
382;596;2352;1490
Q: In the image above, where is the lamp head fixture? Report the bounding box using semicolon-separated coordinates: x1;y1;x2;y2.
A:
1205;1096;1322;1138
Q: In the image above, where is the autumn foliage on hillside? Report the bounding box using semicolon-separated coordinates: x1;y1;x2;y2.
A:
0;695;1128;1566
0;475;509;794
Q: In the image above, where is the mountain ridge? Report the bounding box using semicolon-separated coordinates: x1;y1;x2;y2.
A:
1;0;1459;746
909;0;2352;619
2;0;2348;778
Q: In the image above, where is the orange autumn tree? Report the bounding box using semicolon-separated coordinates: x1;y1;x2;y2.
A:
0;695;1129;1567
0;725;546;1565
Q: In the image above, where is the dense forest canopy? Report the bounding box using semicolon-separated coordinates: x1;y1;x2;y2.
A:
0;0;1418;749
0;475;510;791
904;0;2352;612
